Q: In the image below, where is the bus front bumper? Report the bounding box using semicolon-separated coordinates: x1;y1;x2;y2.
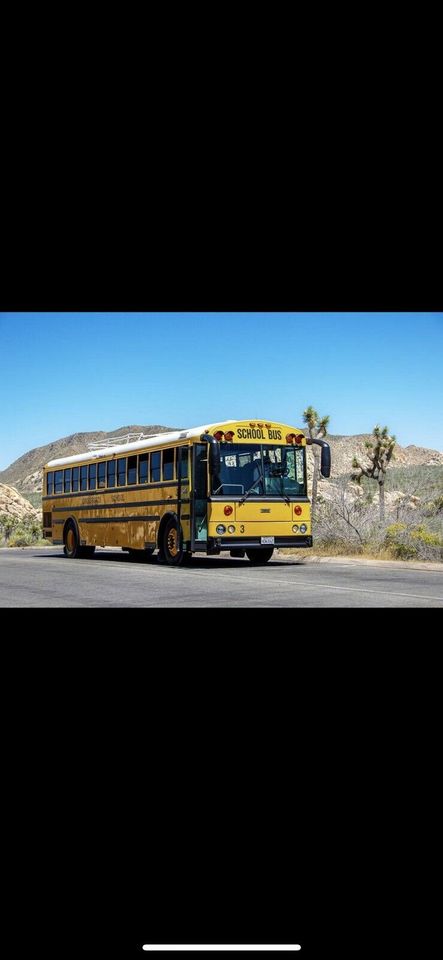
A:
202;536;313;554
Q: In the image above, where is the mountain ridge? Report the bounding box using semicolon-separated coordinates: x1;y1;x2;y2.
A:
0;425;179;490
1;425;442;495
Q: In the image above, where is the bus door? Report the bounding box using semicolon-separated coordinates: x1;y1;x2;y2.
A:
177;445;191;546
191;443;208;548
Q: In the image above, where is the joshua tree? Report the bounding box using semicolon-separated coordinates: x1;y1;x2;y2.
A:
352;424;396;522
302;405;330;518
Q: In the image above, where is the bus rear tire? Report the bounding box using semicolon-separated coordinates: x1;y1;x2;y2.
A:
64;520;81;559
246;547;274;565
160;516;186;566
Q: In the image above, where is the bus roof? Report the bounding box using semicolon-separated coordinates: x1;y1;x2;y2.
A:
44;420;306;469
44;421;234;468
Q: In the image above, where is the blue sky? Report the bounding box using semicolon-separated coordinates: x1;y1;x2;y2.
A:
0;312;442;470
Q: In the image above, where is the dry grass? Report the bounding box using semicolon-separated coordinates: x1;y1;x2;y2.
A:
278;543;437;562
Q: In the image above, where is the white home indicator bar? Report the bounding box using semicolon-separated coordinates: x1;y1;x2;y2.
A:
142;948;301;953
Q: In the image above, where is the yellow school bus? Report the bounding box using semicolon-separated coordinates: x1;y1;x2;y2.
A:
42;419;330;565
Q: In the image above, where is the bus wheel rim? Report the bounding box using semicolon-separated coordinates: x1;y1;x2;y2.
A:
67;529;74;551
167;527;178;556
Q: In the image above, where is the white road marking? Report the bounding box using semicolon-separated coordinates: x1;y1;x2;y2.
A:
142;949;301;953
156;566;443;603
4;551;442;604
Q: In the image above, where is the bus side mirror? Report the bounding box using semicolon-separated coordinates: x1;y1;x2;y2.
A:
307;437;331;478
200;433;221;476
321;445;331;478
210;444;221;476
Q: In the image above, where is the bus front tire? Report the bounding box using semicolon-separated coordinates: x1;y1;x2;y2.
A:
245;547;274;565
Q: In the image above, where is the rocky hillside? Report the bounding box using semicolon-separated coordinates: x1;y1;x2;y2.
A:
0;483;41;521
322;435;443;479
0;425;178;494
1;426;442;497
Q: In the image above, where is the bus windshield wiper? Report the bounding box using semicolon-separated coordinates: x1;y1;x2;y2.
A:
239;474;263;504
279;473;290;505
270;465;290;505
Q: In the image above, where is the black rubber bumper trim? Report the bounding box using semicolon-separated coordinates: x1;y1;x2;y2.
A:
218;537;312;549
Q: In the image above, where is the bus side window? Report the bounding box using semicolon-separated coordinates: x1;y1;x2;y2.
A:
47;472;54;495
64;468;72;493
98;462;106;488
139;453;149;484
72;467;79;492
179;448;189;480
117;458;127;486
55;470;63;494
107;460;116;488
127;455;137;485
150;451;160;483
80;466;88;491
163;448;174;481
89;464;97;490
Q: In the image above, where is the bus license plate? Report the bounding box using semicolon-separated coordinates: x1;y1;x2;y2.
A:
261;536;274;544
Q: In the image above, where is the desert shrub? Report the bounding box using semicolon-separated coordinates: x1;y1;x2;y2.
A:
410;525;438;544
8;527;35;547
384;522;443;561
313;479;382;549
385;522;406;539
0;513;17;543
310;483;443;562
424;494;443;516
395;543;418;559
0;514;43;547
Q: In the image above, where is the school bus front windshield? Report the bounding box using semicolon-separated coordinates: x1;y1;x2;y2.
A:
211;444;306;498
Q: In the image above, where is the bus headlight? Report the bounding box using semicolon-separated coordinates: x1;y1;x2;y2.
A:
228;525;236;533
300;524;307;534
292;524;299;533
216;524;226;535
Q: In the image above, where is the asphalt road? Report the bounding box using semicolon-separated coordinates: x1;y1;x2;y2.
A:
1;546;443;606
